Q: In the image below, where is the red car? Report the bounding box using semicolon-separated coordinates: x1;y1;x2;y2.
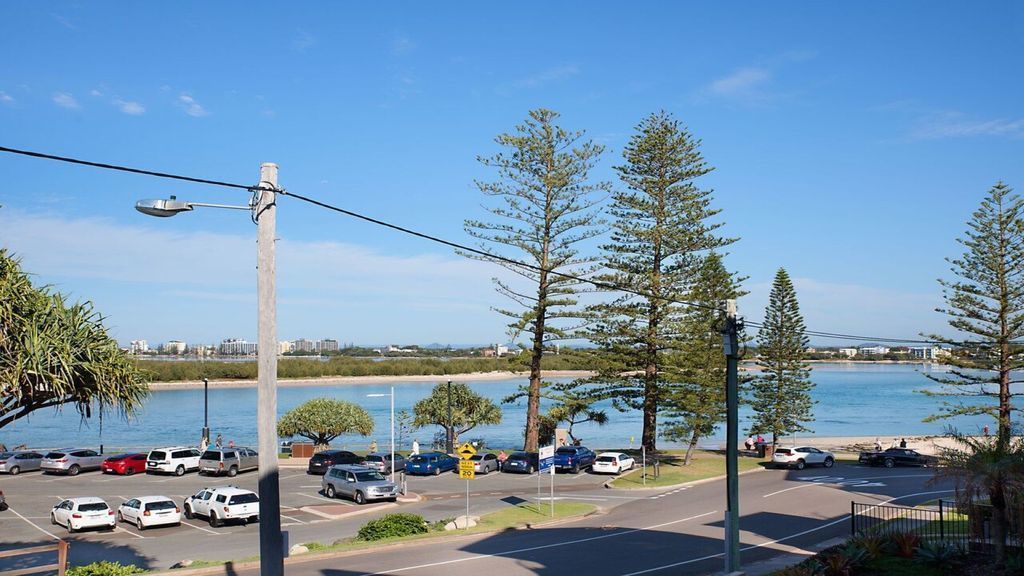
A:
101;453;148;475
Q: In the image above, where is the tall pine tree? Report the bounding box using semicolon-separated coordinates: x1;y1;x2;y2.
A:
750;267;814;447
584;111;734;451
465;109;609;452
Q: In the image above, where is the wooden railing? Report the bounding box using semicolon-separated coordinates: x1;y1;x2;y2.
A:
0;541;68;576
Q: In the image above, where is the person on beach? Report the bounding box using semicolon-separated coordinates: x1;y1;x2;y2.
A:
215;433;223;448
899;438;907;448
228;439;235;448
891;438;898;449
411;440;420;455
983;425;990;436
874;438;882;451
369;440;378;453
745;436;755;451
756;434;764;445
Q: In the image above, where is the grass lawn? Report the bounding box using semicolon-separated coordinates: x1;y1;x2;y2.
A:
608;450;763;489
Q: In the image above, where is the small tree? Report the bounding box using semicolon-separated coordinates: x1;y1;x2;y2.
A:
277;398;374;450
413;382;501;446
750;268;815;447
395;409;416;450
504;379;607;445
0;249;148;430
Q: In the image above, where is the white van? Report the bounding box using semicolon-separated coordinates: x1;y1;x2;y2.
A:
147;446;201;476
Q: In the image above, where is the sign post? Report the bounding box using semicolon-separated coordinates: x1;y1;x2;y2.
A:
539;445;555;517
457;442;476;529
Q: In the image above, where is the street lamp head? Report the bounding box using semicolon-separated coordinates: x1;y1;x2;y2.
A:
366;393;388;398
135;196;194;217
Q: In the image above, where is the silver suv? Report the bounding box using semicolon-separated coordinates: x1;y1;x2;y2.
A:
199;448;258;477
321;465;398;505
41;449;106;475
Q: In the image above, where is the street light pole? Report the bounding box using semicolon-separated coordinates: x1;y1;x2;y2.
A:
367;388;396;483
202;377;209;447
446;380;453;453
722;299;741;574
256;163;283;576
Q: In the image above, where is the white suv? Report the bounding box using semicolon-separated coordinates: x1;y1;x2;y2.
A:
183;486;260;527
147;446;201;476
771;446;835;470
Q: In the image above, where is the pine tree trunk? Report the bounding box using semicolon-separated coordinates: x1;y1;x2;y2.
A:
642;370;658;451
990;480;1008;565
524;276;548;453
684;430;699;466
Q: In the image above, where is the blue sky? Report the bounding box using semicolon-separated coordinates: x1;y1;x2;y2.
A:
1;2;1023;347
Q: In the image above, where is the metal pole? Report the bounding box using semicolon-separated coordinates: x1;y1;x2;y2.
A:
465;478;470;530
390;386;395;483
723;299;741;573
642;446;646;486
446;380;453;453
256;162;283;576
550;459;554;517
202;377;210;446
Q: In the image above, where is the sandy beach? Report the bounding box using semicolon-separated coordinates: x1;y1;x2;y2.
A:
145;370;596;390
724;434;981;456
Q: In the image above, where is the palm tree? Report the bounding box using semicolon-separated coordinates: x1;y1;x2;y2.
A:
934;428;1024;565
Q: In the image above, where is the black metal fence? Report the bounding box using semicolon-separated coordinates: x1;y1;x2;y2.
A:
851;499;1023;553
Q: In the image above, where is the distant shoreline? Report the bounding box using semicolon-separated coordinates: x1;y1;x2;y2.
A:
146;370;597;390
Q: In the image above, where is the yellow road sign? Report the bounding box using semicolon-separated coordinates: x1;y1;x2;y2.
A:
457;442;477;460
458;460;476;479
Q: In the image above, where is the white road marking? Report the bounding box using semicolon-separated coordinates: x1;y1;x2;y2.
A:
114;526;145;539
280;514;306;524
294;492;347;504
6;506;61;540
763;484;821;498
179;520;220;535
352;510;718;576
282;473;306;480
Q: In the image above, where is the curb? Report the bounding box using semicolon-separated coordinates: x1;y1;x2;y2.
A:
147;508;601;576
603;464;767;491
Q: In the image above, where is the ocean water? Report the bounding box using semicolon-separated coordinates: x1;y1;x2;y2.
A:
0;363;1004;452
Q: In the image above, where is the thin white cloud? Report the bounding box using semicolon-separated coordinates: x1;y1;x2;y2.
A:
0;91;13;105
90;89;103;97
52;92;80;109
51;14;77;29
513;65;580;89
911;111;1024;140
705;67;771;97
114;99;145;115
177;93;208;117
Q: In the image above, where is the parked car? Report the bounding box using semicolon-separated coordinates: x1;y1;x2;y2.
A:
0;450;44;475
469;453;500;474
322;464;399;504
147;446;201;476
199;447;258;477
41;449;106;476
117;496;181;530
307;450;362;475
183;486;259;527
592;452;635;475
406;452;458;475
859;448;938;468
502;451;539;474
554;446;596;474
361;453;406;474
50;497;115;533
772;446;835;470
279;440;294;456
101;453;148;476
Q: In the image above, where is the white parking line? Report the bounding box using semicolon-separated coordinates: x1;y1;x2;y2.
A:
114;526;145;540
293;492;346;504
179;520;220;535
282;473;306;480
6;506;61;540
763;484;820;498
280;514;306;524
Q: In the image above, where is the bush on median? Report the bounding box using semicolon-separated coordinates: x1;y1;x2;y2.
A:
356;513;429;541
66;561;146;576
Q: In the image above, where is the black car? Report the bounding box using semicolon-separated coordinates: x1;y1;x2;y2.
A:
307;450;362;475
859;448;938;468
501;451;539;474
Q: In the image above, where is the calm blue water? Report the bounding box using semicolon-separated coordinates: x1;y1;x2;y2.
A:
0;363;1004;452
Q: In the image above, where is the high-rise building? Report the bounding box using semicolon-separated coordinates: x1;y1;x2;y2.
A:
220;338;257;355
279;341;295;354
293;338;316;353
318;339;339;353
129;340;148;355
163;340;187;354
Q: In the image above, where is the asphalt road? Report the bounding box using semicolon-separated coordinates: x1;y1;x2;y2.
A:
0;461;952;575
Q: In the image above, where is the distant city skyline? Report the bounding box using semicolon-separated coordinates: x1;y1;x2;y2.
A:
2;3;1022;347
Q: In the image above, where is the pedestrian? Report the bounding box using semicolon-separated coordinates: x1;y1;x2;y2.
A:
559;437;567;447
0;443;7;453
497;449;508;471
756;434;764;445
411;439;420;455
370;440;378;453
874;437;882;452
899;438;907;448
744;436;755;451
228;439;235;448
983;425;990;437
215;433;223;448
891;438;898;449
200;436;208;452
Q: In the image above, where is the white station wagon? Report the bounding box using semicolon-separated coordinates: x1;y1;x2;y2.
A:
117;496;181;530
51;497;115;533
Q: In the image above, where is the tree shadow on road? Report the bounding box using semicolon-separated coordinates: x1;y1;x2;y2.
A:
0;539;152;573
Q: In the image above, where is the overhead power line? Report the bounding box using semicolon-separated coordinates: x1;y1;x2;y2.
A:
0;144;963;346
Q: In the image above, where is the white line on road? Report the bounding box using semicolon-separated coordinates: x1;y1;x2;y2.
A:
294;492;348;504
280;514;306;524
6;506;61;540
179;520;220;535
114;526;145;540
352;510;718;576
763;484;820;498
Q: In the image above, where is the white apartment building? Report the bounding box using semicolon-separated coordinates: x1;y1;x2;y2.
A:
163;340;187;354
318;339;340;353
909;346;940;360
220;338;257;355
279;341;295;354
859;346;890;356
129;340;149;355
838;348;857;357
293;338;316;353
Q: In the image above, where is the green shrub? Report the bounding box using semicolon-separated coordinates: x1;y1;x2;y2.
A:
66;562;145;576
888;531;920;558
430;517;456;532
356;513;428;541
914;539;963;566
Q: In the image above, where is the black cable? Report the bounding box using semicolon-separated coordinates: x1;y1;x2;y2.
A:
0;145;273;192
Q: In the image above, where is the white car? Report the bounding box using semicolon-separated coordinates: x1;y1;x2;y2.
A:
772;446;835;470
51;497;115;533
117;496;181;530
592;452;635;474
147;446;201;476
183;486;260;527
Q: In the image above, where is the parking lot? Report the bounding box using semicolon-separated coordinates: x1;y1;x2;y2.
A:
0;459;621;568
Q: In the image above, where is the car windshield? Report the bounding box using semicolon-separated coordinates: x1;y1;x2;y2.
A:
106;455;126;461
409;456;428;463
596;456;616;463
354;470;386;482
470;455;483;461
45;452;66;459
78;503;108;512
146;500;177;511
509;453;528;461
0;452;13;459
149;451;166;460
200;451;221;460
776;449;792;455
229;493;259;505
556;448;576;455
364;455;383;462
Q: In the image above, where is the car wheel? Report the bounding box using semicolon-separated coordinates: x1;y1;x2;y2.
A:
209;512;221;528
824;457;834;469
227;466;238;478
884;458;895;468
355;491;366;505
183;505;194;520
571;463;580;474
433;467;440;476
67;521;75;534
795;460;806;470
117;511;124;523
68;465;81;476
326;485;336;499
125;467;135;476
9;466;19;476
175;465;185;477
137;518;144;531
51;513;58;526
527;465;534;474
